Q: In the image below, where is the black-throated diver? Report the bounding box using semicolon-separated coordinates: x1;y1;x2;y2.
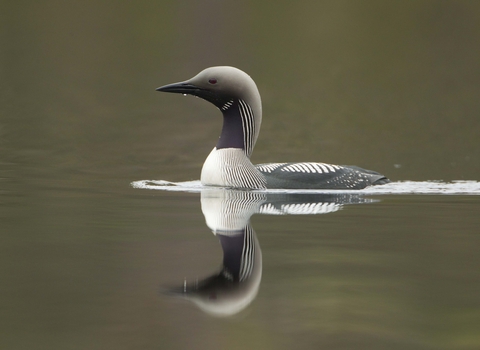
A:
157;66;389;190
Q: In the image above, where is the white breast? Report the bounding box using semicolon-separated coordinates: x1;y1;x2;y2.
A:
201;148;266;189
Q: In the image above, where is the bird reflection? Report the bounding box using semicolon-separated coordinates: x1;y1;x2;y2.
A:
166;189;375;317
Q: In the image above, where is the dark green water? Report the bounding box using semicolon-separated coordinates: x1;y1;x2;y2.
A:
1;2;480;349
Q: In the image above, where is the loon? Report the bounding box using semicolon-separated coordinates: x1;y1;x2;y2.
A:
157;66;389;190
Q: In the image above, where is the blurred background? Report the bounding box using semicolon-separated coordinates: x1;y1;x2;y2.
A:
1;1;480;350
2;0;479;183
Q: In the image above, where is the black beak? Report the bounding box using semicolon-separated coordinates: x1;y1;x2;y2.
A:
156;82;200;95
156;80;229;108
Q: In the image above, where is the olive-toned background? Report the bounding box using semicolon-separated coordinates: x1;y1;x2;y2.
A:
1;1;479;349
2;1;479;183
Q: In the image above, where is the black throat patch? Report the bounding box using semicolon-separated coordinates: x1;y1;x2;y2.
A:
216;100;245;150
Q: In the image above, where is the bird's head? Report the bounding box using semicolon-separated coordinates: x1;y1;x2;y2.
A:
156;66;261;112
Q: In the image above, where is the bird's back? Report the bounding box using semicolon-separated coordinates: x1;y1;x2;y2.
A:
256;162;389;189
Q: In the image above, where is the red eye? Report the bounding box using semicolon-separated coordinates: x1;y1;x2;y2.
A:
208;78;217;84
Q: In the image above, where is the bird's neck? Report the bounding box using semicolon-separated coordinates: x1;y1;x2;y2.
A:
216;99;261;158
201;98;266;189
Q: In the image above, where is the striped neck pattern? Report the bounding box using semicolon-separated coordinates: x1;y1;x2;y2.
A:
217;99;258;158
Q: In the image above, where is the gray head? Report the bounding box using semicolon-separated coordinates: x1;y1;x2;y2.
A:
157;66;261;112
157;66;263;156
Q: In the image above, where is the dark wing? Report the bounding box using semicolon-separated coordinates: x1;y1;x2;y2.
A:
255;162;389;189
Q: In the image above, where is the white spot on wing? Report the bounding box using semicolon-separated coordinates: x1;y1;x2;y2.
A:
318;164;329;173
280;162;340;174
256;163;286;173
311;163;324;173
324;164;336;172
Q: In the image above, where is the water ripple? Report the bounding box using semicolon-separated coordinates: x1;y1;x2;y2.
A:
131;180;480;195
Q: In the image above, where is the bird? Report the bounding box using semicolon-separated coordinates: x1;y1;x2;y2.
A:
156;66;389;190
